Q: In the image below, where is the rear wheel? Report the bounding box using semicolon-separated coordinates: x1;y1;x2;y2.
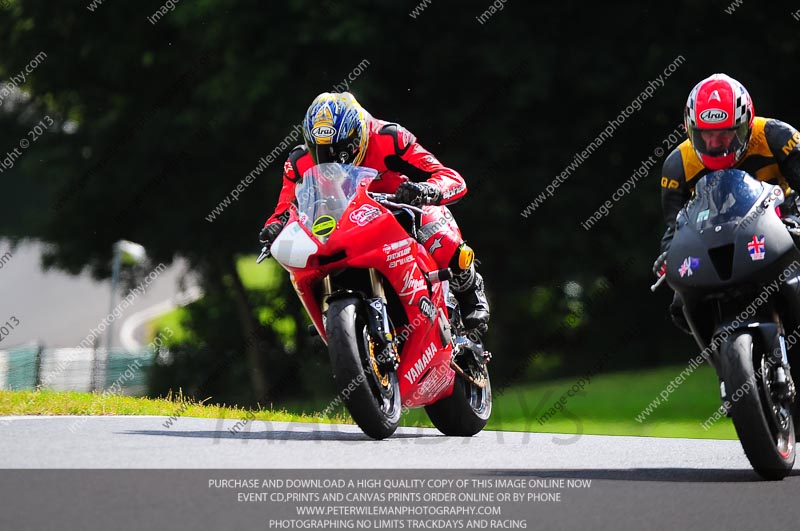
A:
326;297;401;440
425;357;492;436
720;331;795;480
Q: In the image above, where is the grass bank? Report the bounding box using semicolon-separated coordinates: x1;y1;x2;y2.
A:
0;389;348;425
293;364;737;440
1;362;736;440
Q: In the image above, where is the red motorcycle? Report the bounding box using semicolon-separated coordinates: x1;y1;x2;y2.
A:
258;163;491;439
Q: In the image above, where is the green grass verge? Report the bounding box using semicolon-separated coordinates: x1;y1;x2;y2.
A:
0;389;348;425
489;364;736;439
0;364;736;440
306;364;737;440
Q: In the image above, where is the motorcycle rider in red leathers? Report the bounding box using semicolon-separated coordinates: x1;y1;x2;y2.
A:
259;92;490;333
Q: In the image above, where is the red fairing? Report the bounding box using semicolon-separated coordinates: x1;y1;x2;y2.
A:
272;177;458;408
265;117;467;227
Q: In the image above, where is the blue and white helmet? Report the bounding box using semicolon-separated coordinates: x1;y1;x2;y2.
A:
303;92;370;166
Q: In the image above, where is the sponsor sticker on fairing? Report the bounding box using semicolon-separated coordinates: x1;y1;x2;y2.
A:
678;256;700;278
404;342;437;384
386;246;411;261
415;364;452;398
418;296;436;321
349;205;381;226
382;238;413;254
312;215;336;238
399;263;427;304
389;255;415;269
748;235;766;261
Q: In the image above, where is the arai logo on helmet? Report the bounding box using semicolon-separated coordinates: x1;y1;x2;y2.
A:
311;126;336;139
699;108;729;124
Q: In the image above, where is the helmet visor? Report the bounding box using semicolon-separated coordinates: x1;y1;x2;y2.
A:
307;132;362;166
689;123;749;158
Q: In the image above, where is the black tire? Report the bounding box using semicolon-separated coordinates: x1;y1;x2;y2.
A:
425;372;492;436
720;331;795;480
326;297;401;440
791;363;800;431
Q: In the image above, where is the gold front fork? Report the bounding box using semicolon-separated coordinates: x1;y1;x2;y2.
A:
369;268;386;302
321;275;333;312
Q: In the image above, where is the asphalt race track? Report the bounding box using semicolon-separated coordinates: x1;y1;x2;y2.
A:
1;416;798;530
0;415;766;469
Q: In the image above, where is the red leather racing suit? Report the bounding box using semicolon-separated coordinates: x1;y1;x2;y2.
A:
264;118;468;271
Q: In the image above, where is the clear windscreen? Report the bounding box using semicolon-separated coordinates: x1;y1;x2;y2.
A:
685;169;764;229
295;163;378;239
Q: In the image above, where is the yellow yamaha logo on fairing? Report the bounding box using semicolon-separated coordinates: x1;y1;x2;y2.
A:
312;215;336;237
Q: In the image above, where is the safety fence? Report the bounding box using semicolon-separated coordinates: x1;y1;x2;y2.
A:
0;343;153;395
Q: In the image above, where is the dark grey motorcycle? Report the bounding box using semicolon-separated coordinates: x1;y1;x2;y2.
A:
662;169;798;480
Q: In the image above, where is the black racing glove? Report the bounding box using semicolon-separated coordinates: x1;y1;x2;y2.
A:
395;182;442;206
782;214;800;231
259;222;284;246
782;215;800;245
652;251;667;278
783;191;800;217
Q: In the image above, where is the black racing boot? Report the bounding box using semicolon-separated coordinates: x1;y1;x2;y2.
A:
452;265;490;334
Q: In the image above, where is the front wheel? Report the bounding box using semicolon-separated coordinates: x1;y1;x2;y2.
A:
326;297;401;440
425;370;492;437
719;331;795;480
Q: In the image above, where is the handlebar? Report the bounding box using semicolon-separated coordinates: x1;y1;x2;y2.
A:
368;192;425;215
650;273;666;292
256;245;271;264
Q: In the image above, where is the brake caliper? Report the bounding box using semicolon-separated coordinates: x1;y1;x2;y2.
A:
365;298;399;372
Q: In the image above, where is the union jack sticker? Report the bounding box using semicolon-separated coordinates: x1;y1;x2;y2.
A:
747;235;766;261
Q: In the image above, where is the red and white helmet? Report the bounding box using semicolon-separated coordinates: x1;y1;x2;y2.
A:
684;74;754;170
